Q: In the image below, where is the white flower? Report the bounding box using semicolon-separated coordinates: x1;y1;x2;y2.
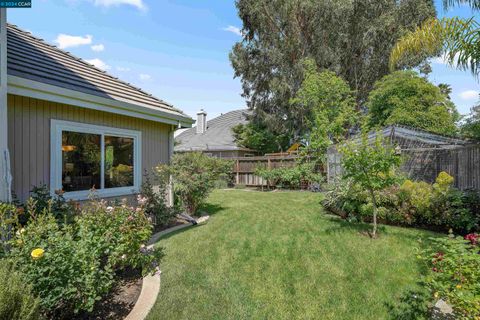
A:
137;195;147;206
106;206;114;213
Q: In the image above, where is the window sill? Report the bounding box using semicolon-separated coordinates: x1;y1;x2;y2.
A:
61;187;140;201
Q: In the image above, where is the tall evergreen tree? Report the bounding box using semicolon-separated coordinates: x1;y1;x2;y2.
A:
230;0;436;142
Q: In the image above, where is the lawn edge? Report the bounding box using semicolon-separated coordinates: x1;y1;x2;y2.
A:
126;222;195;320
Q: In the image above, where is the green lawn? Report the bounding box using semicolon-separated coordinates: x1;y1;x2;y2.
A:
147;190;436;320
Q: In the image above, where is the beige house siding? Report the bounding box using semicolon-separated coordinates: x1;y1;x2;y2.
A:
7;94;172;201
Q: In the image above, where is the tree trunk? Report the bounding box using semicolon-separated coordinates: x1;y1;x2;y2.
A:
368;188;378;238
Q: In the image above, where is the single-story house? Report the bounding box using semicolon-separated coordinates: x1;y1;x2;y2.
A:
327;125;479;190
175;109;258;158
0;10;193;203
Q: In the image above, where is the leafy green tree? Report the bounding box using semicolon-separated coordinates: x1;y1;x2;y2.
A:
367;71;460;135
291;59;358;162
232;122;290;154
339;132;401;237
231;0;436;140
156;153;232;215
390;0;480;75
461;104;480;140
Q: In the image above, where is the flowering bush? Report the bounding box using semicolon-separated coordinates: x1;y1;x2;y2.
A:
420;234;480;319
24;184;78;225
0;260;41;320
6;198;163;317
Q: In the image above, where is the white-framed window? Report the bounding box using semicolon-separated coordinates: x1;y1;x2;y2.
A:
50;120;142;200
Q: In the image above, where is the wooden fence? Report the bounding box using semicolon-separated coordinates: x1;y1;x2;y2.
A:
401;145;480;190
232;155;298;186
328;145;480;190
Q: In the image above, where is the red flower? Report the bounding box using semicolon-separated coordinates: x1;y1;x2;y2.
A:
465;233;478;246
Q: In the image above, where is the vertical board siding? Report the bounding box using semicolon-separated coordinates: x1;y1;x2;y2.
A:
7;94;171;201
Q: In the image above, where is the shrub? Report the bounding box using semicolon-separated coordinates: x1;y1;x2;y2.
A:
325;171;479;234
140;172;177;227
254;162;321;189
0;260;41;320
156;152;232;215
25;185;77;225
420;234;480;319
7;198;163;317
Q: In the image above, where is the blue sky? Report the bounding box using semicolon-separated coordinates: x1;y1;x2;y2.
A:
7;0;480;120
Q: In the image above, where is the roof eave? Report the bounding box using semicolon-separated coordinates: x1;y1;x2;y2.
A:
7;75;194;127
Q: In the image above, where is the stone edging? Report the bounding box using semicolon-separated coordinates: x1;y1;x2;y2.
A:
125;222;194;320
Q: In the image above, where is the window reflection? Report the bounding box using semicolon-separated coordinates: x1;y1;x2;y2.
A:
104;136;134;188
62;131;101;192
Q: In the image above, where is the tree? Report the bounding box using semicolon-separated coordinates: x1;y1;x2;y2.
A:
232;122;290;154
366;71;460;135
231;0;436;141
155;153;232;215
419;62;432;79
438;83;453;99
339;132;401;237
461;103;480;140
390;0;480;76
291;59;358;162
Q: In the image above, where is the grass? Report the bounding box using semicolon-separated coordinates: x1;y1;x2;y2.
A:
147;190;437;320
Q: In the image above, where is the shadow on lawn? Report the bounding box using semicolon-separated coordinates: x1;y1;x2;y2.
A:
322;215;387;236
322;215;442;319
199;203;226;216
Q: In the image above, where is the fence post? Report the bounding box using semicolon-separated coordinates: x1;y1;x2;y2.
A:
236;160;240;185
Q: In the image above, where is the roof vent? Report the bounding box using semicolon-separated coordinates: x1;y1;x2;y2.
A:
196;109;207;134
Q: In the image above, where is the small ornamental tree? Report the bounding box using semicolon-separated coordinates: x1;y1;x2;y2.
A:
339;132;401;237
156;152;232;215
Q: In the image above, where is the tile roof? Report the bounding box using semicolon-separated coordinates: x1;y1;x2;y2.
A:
175;109;252;151
6;24;187;118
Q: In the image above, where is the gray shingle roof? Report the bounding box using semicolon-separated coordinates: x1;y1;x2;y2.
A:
175;109;251;152
6;24;187;117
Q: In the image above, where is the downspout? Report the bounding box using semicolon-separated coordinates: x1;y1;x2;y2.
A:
0;8;12;203
167;124;175;207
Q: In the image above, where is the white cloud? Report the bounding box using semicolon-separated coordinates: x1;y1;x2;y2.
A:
139;73;152;81
93;0;146;10
91;44;105;52
54;34;92;49
116;66;131;72
222;25;242;36
459;90;479;100
85;58;111;71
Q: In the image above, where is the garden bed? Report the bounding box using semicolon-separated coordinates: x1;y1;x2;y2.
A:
75;268;142;320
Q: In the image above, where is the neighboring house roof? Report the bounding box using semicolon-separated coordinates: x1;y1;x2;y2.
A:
6;24;193;126
175;109;252;152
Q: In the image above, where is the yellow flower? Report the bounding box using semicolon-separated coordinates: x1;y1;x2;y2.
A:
456;285;462;289
434;292;439;299
31;248;44;260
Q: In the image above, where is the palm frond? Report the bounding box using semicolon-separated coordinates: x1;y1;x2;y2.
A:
390;17;480;76
443;0;480;11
